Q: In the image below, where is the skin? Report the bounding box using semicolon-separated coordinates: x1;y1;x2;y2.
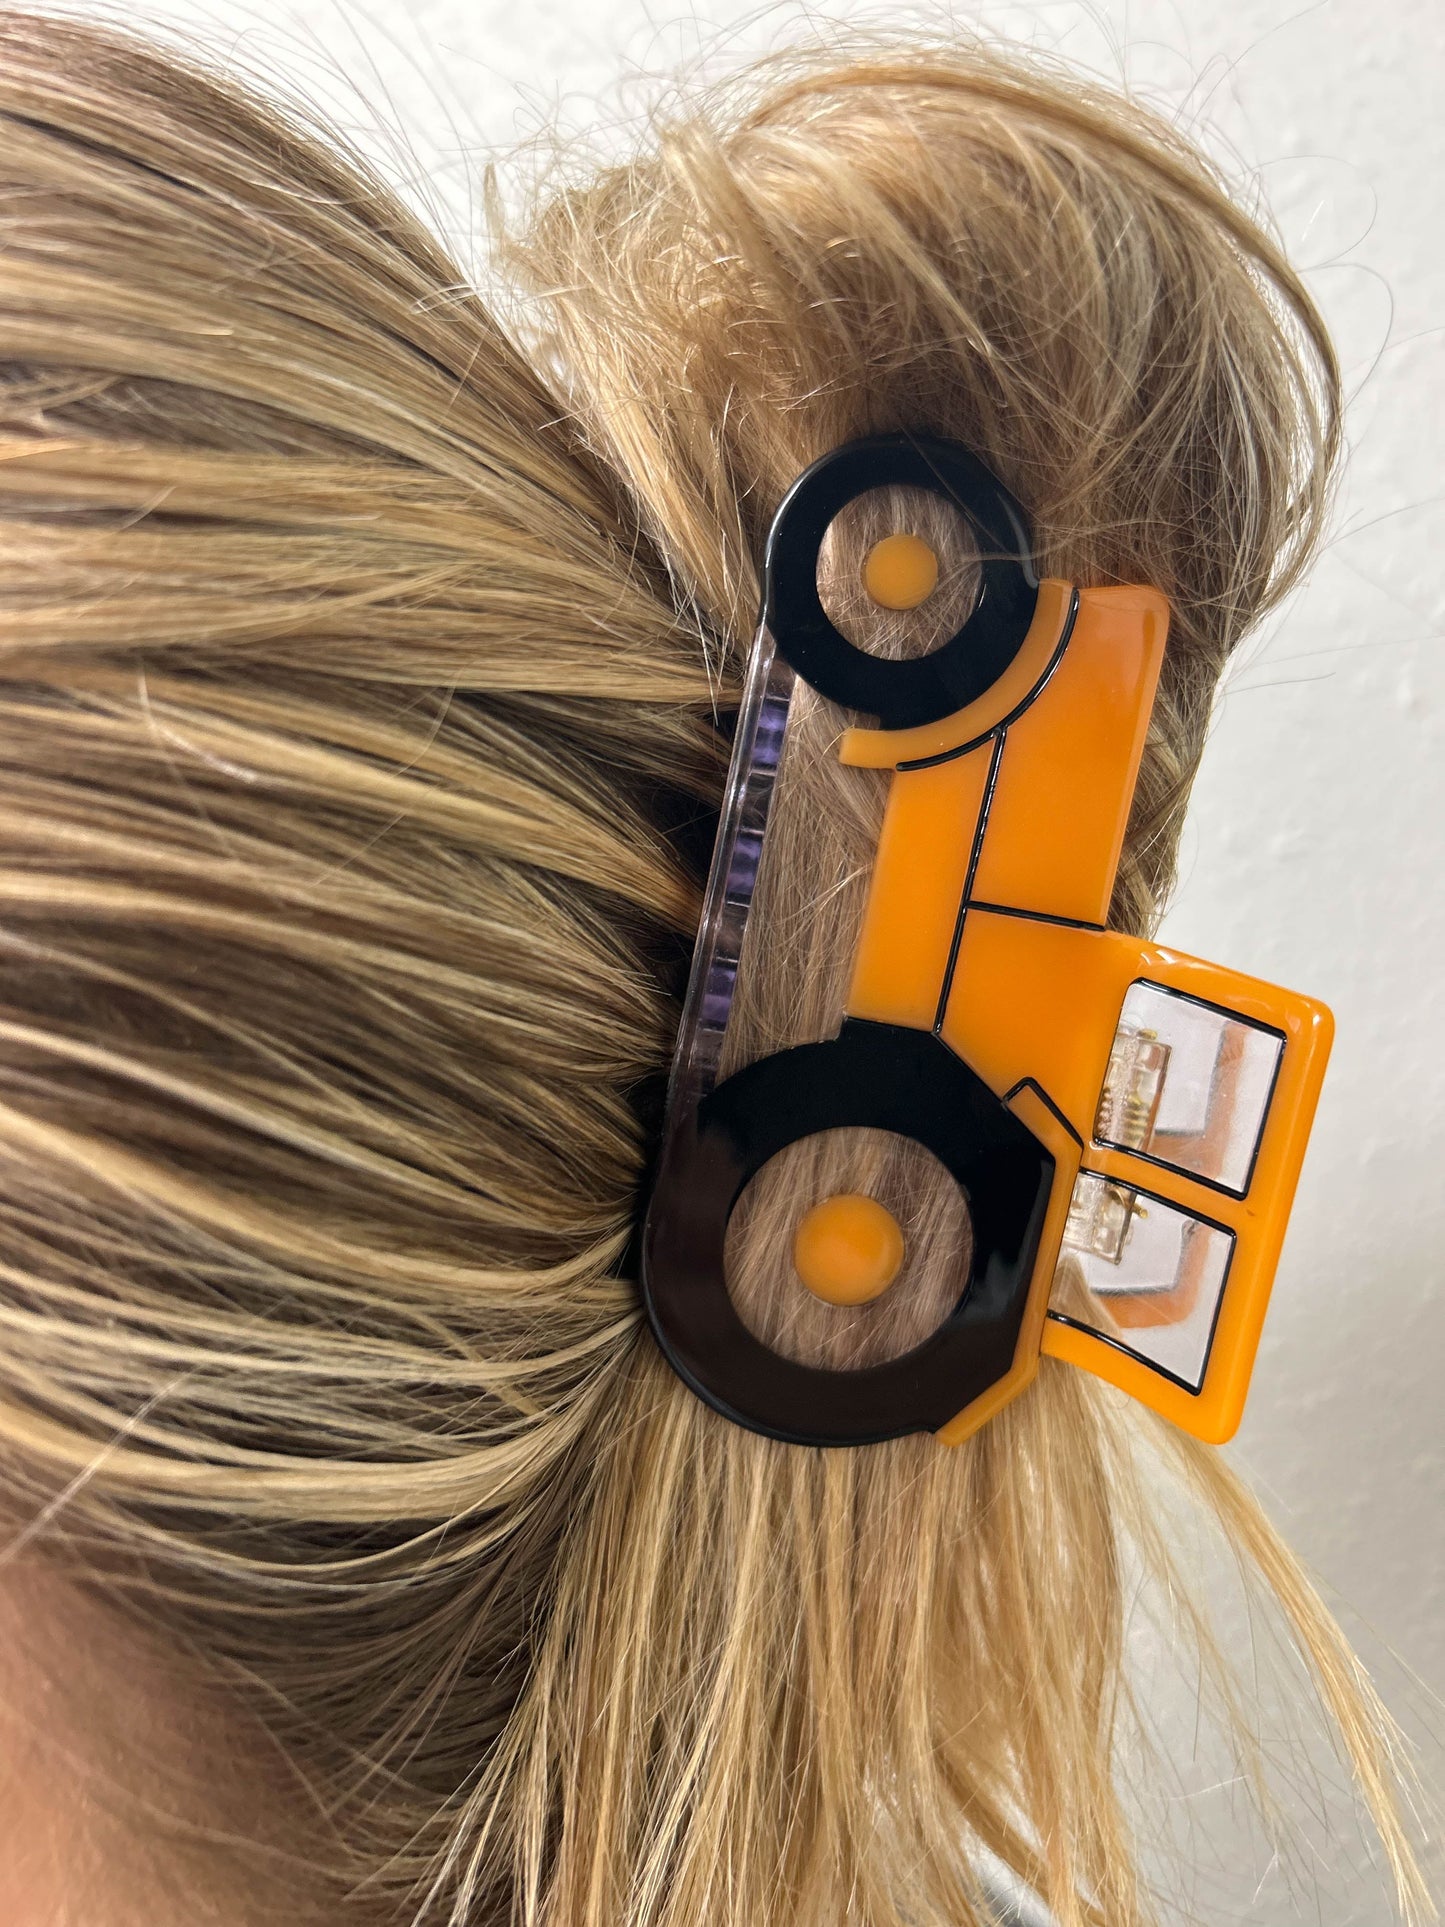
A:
0;1567;313;1926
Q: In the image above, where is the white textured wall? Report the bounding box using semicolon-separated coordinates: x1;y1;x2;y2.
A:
126;1;1445;1917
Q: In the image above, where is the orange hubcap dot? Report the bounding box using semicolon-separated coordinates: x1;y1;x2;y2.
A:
792;1193;905;1306
862;532;939;611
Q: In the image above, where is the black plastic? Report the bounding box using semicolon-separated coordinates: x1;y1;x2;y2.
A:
643;1020;1053;1445
640;433;1055;1447
764;432;1040;729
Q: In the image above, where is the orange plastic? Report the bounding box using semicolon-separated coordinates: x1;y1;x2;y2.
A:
863;533;939;610
837;581;1332;1445
968;588;1166;924
934;1080;1083;1446
793;1193;906;1305
840;578;1078;767
846;749;993;1029
944;921;1331;1442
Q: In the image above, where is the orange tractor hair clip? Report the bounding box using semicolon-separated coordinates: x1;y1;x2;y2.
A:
641;434;1332;1448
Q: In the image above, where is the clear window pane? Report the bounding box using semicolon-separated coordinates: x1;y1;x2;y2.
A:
1051;1172;1233;1392
1094;982;1283;1195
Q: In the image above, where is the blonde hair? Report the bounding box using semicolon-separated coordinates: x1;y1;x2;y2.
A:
0;11;1429;1925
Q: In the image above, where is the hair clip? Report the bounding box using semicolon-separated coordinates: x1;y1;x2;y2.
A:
641;433;1332;1448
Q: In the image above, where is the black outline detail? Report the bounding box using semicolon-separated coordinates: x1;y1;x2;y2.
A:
765;433;1040;730
1003;1077;1085;1151
1093;980;1286;1200
967;901;1106;934
642;1019;1054;1447
1046;1174;1237;1395
1046;1307;1219;1399
897;588;1080;770
932;734;1006;1035
641;435;1131;1448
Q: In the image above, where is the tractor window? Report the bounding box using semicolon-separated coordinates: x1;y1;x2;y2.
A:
1094;981;1283;1196
1051;1174;1234;1392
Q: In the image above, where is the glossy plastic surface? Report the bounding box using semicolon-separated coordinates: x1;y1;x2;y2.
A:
641;432;1332;1449
793;1193;906;1305
863;533;940;610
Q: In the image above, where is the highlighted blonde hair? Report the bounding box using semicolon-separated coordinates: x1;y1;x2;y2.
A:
0;11;1429;1925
